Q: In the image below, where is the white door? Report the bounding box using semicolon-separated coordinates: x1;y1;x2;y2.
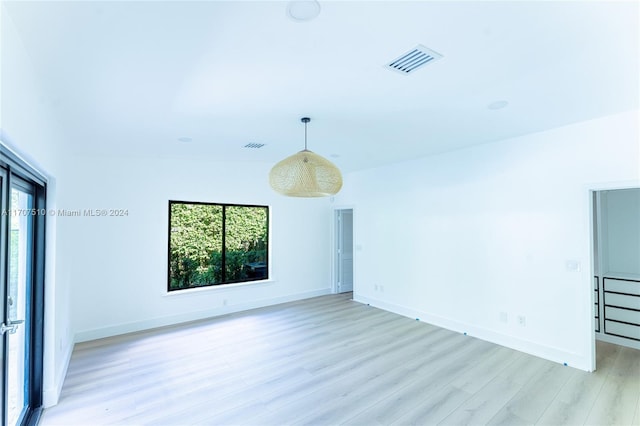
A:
336;209;353;293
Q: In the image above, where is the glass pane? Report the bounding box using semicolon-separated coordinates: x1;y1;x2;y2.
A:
225;206;268;282
0;174;5;426
8;187;33;426
169;203;223;290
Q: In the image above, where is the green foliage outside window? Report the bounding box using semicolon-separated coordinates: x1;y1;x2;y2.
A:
168;202;268;290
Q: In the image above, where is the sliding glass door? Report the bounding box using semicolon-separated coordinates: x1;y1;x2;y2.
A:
0;168;6;425
6;182;34;426
1;151;46;426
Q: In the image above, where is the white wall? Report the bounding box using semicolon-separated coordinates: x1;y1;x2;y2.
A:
335;110;639;371
57;155;333;342
0;4;72;407
603;188;640;276
3;0;333;396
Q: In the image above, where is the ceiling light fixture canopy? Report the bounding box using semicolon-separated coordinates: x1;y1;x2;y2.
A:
269;117;343;197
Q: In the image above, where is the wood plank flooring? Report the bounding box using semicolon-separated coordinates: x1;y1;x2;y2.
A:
40;293;640;426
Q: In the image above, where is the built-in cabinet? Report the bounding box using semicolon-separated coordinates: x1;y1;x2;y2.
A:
593;188;640;349
592;188;640;349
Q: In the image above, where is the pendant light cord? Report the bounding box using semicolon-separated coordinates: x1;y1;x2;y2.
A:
301;117;310;151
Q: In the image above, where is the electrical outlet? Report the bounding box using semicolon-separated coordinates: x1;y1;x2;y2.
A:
374;284;379;291
517;315;526;326
223;299;228;306
499;312;508;323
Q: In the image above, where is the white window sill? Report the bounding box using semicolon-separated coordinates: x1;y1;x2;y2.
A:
163;279;276;297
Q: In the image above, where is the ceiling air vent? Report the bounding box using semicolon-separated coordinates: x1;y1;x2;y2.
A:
386;45;443;75
244;143;265;149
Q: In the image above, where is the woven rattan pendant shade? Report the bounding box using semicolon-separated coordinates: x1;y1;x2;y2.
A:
269;118;343;197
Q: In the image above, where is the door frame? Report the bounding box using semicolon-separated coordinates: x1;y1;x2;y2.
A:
586;180;640;372
0;145;46;426
332;207;355;294
590;186;640;347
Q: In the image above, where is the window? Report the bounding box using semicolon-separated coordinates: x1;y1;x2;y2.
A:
168;201;269;291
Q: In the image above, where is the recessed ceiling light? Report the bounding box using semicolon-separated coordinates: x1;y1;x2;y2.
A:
487;100;509;110
330;154;340;158
287;0;321;22
177;137;193;143
244;143;266;149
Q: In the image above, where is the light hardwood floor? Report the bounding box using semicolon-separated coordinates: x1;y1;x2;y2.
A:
41;293;640;426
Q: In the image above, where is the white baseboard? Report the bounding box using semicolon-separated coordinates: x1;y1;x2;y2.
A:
354;294;590;372
74;288;331;343
43;338;74;408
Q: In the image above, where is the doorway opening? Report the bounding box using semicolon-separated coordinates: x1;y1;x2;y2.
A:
590;187;640;362
334;209;354;294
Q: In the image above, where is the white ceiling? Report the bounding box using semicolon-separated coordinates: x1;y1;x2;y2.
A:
3;0;639;172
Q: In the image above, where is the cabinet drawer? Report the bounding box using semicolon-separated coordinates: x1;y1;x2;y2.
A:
604;293;640;310
604;278;640;296
605;306;639;325
605;320;640;341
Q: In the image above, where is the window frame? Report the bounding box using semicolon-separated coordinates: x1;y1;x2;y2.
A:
167;200;269;292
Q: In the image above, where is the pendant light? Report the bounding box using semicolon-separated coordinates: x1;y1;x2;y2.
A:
269;117;343;197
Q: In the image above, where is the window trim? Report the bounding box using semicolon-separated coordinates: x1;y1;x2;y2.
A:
0;144;47;188
167;200;269;292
